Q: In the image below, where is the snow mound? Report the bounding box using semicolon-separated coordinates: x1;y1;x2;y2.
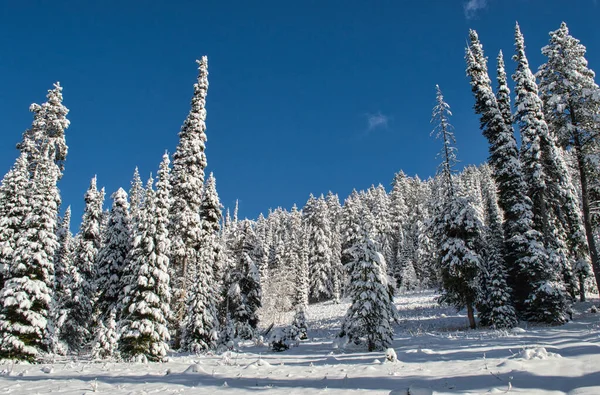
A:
183;364;207;374
406;348;435;354
510;327;526;334
246;358;272;369
386;348;398;362
515;347;561;360
41;366;53;374
389;386;434;395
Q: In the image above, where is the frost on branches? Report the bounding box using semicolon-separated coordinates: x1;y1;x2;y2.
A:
0;154;31;291
340;209;396;352
0;83;69;361
538;22;600;296
119;174;171;362
222;220;262;341
0;156;59;361
304;195;334;303
437;194;485;330
170;57;210;327
62;176;104;352
181;169;223;353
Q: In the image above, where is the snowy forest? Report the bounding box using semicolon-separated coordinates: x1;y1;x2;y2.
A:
0;21;599;366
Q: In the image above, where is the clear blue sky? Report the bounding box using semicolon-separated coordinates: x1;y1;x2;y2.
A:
0;1;598;226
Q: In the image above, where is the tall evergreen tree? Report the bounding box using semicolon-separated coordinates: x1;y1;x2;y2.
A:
477;166;518;329
17;82;69;179
95;188;131;318
512;24;572;322
430;85;483;329
0;83;69;360
304;196;334;302
52;205;74;350
340;208;396;351
0;154;59;360
93;188;131;359
54;206;74;302
0;154;31;291
170;57;210;326
466;30;552;318
388;171;410;285
181;170;222;352
290;205;309;307
495;51;513;127
326;192;344;302
119;174;171;362
431;85;457;194
222;220;262;340
537;22;600;293
129;167;145;223
63;177;105;351
437;193;485;330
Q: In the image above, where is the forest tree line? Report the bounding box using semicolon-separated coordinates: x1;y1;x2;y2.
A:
0;22;599;361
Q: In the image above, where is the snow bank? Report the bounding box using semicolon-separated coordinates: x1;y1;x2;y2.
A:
515;347;561;360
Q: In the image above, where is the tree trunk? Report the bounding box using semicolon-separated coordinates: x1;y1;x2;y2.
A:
579;272;586;302
466;303;476;329
573;134;600;296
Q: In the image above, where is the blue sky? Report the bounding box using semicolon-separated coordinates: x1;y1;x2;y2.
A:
0;1;599;225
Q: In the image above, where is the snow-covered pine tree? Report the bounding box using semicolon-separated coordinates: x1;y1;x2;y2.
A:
326;192;344;302
366;185;393;279
388;171;410;286
411;178;438;288
91;307;119;360
430;85;484;329
170;57;210;328
466;30;551;317
537;22;600;294
290;304;308;340
431;85;457;195
0;153;59;361
340;190;363;279
340;207;396;351
290;205;309;307
0;154;31;291
512;23;571;322
95;188;131;318
222;220;262;340
91;188;132;358
51;205;74;352
477;166;518;329
119;174;171;362
17;83;69;179
437;192;486;330
10;82;69;354
201;172;224;279
62;176;104;352
304;195;334;302
495;51;512;128
459;166;485;216
54;206;74;304
181;169;223;353
129;167;145;225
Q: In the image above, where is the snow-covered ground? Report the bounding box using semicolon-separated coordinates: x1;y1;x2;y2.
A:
1;291;599;394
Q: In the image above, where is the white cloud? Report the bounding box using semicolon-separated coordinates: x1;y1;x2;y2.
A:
366;112;389;131
464;0;488;19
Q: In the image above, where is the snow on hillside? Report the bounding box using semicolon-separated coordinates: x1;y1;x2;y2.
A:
1;291;599;394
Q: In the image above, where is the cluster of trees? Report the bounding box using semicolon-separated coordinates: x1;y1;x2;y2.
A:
0;22;599;360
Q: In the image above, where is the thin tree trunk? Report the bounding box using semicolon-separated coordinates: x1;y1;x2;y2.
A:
579;272;586;302
467;303;476;329
573;135;600;296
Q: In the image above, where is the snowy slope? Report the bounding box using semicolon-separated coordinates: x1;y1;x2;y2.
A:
1;291;599;394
